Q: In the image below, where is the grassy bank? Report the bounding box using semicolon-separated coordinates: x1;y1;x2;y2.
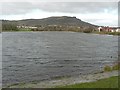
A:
56;63;120;88
90;31;120;36
2;29;120;36
2;28;32;32
7;70;118;88
57;76;119;88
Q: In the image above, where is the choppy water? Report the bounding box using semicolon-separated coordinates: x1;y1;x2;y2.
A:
2;32;118;87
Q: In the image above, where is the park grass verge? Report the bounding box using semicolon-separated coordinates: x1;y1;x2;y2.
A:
56;76;119;88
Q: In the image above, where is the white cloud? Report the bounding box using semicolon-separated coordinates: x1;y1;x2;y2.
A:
1;2;117;15
0;0;119;2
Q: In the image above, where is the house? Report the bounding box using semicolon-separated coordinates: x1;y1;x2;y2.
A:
98;27;103;32
108;27;116;32
111;29;114;32
98;26;110;32
98;26;119;32
116;28;120;32
17;26;37;29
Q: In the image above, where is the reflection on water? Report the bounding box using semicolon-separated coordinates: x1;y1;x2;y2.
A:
2;32;118;86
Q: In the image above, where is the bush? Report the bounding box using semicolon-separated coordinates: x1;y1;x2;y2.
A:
108;32;120;36
112;64;120;70
83;30;91;33
104;65;112;72
2;23;18;31
83;28;93;33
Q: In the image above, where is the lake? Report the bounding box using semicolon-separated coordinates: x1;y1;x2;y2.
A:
2;31;118;87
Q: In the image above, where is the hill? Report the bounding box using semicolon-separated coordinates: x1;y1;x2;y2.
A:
3;16;97;27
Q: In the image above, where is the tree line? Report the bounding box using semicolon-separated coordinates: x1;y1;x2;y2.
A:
32;25;95;33
1;21;95;33
2;21;18;31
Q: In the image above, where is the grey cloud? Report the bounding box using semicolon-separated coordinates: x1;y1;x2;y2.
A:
1;2;36;15
1;2;117;15
36;2;117;13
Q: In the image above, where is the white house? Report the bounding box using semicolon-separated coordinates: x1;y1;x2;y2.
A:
17;26;37;29
115;29;120;32
98;27;103;32
111;29;115;32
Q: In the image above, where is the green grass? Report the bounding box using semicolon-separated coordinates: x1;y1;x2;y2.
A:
104;65;112;72
57;76;119;88
112;64;120;71
92;31;120;36
2;28;32;32
103;63;120;72
18;28;32;31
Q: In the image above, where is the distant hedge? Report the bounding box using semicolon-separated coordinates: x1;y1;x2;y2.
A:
83;27;93;33
2;23;18;31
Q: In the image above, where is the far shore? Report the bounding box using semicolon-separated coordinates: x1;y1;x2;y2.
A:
1;30;120;36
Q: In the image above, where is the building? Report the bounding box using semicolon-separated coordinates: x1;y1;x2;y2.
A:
17;26;37;29
116;28;120;32
98;26;119;32
98;27;103;32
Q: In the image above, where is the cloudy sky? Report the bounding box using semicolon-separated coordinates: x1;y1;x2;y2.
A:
0;1;118;26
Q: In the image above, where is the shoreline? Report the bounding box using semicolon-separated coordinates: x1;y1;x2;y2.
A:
8;70;118;88
1;31;120;36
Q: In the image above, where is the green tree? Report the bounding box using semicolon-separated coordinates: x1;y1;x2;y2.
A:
2;22;18;31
